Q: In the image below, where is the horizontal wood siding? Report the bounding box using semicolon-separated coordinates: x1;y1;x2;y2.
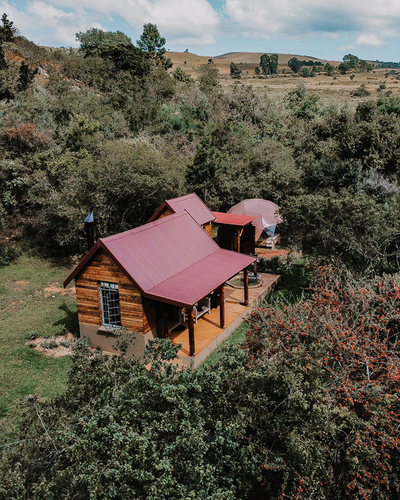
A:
156;207;174;220
75;248;144;333
203;222;212;237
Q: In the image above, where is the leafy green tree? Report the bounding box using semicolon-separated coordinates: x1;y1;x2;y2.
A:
173;66;193;83
359;59;373;72
230;61;242;79
17;61;38;91
286;84;320;120
187;135;225;208
283;190;400;275
343;53;359;69
254;66;260;75
269;53;278;74
198;63;220;93
287;57;301;73
325;62;334;76
76;28;132;58
339;62;350;74
301;66;310;77
260;53;278;75
27;139;185;252
99;42;151;81
244;271;400;499
137;23;172;69
0;44;7;70
0;13;15;43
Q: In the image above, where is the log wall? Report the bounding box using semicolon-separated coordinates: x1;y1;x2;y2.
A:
75;248;145;333
156;207;174;219
203;222;213;238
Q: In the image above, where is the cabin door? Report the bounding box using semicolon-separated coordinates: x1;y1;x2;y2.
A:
167;305;181;331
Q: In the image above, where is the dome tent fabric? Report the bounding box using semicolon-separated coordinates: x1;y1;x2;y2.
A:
227;199;282;241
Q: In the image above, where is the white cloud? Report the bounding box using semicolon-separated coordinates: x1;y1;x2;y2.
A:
223;0;400;43
0;0;220;47
355;33;385;47
1;0;400;55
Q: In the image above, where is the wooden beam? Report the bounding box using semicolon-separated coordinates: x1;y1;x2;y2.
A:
220;284;225;328
188;307;195;356
237;227;244;253
244;267;249;306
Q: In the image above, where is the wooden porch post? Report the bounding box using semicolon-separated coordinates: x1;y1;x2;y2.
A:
244;267;249;306
220;284;225;328
237;228;244;253
188;307;195;357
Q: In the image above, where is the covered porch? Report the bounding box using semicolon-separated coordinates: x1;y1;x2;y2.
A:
168;272;280;367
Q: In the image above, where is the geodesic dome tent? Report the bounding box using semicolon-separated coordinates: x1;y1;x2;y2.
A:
227;199;282;242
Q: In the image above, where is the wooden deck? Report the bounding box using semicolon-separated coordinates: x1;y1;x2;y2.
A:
169;273;280;367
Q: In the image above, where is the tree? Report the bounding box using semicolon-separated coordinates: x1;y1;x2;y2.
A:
0;44;7;70
254;66;260;76
325;62;334;76
172;66;193;83
339;62;350;74
230;61;242;79
343;53;359;69
260;53;278;75
17;61;38;91
301;67;310;77
288;57;301;73
244;270;400;499
137;23;171;69
76;28;132;58
198;63;220;93
0;13;15;43
269;53;278;74
99;42;151;80
187;135;225;207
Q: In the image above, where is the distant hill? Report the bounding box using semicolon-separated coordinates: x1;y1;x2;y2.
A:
167;51;341;79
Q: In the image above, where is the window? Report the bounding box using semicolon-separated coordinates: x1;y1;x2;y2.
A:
99;282;121;328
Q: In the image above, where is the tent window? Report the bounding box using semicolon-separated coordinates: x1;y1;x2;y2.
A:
99;282;121;328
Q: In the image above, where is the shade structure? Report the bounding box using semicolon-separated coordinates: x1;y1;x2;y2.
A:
227;199;282;241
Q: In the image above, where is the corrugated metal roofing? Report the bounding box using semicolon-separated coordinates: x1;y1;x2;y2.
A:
212;211;257;227
64;211;255;308
148;193;215;226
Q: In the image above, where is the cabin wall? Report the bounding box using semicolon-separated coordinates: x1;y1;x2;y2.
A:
202;222;213;238
155;207;174;220
75;248;157;356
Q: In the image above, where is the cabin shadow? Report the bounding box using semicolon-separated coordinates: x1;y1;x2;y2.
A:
54;302;79;336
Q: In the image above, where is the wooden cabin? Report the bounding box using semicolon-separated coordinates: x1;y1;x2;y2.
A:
147;193;215;238
212;212;256;255
64;211;255;357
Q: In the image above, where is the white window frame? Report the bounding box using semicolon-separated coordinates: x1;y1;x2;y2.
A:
99;281;122;328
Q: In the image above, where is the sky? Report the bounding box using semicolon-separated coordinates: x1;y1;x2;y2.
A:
1;0;400;62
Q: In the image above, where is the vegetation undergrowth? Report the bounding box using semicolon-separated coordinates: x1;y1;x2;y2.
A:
1;268;399;499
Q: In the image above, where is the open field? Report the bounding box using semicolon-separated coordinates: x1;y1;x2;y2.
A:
168;50;400;97
0;255;78;441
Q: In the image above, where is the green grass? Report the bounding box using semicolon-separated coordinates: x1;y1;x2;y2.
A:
0;254;78;442
199;321;249;370
265;259;312;305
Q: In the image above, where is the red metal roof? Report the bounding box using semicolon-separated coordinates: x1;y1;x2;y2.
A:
212;211;257;227
147;193;215;226
64;211;255;308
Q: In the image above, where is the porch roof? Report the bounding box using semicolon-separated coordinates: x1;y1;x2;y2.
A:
64;211;255;308
211;211;257;227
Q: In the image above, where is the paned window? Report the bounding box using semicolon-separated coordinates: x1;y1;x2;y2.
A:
99;281;121;328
